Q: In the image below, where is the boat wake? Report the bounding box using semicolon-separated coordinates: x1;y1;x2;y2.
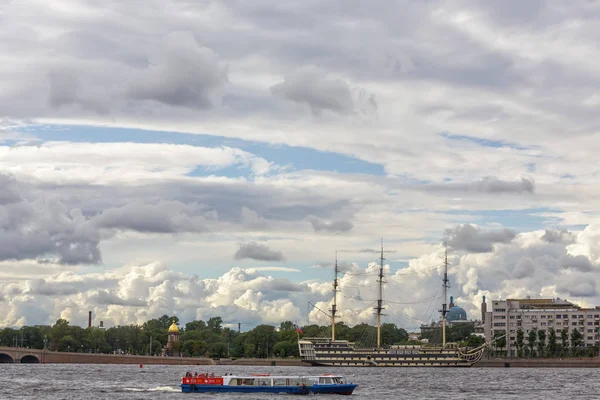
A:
123;386;179;392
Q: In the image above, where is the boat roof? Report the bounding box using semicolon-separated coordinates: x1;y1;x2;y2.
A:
197;374;345;379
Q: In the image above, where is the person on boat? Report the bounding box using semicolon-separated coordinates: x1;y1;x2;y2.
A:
209;372;215;377
193;372;198;377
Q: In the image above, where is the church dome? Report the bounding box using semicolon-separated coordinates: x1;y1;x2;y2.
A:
168;320;180;334
447;306;467;322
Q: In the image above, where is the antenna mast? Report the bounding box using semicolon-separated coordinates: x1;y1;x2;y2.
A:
374;239;385;348
330;251;338;341
440;242;450;347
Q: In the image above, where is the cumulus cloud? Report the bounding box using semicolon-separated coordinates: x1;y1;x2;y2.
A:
1;224;600;329
309;218;353;233
444;224;517;253
270;66;376;115
234;242;284;261
127;32;228;109
542;229;575;244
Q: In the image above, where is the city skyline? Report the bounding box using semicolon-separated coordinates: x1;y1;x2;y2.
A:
1;1;600;331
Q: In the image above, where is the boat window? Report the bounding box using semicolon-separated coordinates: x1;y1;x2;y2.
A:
273;378;287;386
319;378;333;384
241;379;255;386
256;378;271;386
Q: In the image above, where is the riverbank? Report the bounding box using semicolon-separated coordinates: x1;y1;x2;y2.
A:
476;357;600;368
216;358;305;366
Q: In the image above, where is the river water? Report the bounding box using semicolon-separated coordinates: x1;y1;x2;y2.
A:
0;364;598;399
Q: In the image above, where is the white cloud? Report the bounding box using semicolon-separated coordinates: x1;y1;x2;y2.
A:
1;224;599;330
2;1;600;332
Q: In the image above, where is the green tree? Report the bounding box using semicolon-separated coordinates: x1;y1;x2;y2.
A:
528;329;537;357
547;328;557;357
207;317;223;334
244;343;256;358
493;331;506;356
279;321;295;331
348;323;377;345
183;340;207;357
185;320;207;331
381;323;408;345
561;329;569;355
448;324;475;343
570;329;583;356
516;329;525;357
464;334;485;348
272;341;298;358
209;342;228;358
537;329;546;357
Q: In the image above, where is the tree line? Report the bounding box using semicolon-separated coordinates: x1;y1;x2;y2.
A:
0;316;415;359
492;327;594;357
418;323;485;348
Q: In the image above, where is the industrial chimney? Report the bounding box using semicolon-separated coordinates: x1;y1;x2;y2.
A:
88;311;92;328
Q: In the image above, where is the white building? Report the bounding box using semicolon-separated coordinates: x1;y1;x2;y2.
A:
484;297;600;356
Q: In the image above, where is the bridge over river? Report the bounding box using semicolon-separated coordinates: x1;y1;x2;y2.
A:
0;346;215;365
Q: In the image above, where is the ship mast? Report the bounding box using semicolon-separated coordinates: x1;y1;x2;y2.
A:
330;251;338;342
440;242;450;347
375;239;385;348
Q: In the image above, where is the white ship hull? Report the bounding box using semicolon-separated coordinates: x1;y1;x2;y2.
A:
299;340;484;367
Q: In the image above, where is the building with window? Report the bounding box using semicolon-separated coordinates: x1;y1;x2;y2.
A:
484;297;600;356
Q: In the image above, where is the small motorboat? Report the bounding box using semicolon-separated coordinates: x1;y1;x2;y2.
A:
180;373;358;395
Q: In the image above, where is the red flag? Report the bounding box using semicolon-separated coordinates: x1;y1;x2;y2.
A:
296;327;303;334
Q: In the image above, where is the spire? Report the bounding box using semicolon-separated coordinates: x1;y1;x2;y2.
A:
330;251;338;341
374;239;385;348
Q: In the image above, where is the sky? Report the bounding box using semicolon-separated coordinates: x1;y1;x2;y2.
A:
2;0;600;332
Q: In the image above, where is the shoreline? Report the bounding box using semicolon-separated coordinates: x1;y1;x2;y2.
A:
4;344;600;367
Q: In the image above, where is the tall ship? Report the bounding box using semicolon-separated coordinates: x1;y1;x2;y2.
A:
298;242;487;367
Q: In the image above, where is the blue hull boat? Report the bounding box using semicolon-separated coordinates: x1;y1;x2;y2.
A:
180;373;357;395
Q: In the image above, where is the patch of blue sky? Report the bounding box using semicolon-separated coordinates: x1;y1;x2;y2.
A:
440;132;533;151
26;124;385;176
442;208;559;232
186;164;255;178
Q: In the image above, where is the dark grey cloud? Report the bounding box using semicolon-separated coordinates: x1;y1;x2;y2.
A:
542;229;575;244
311;260;355;272
234;242;284;261
559;254;595;272
92;201;209;233
356;248;397;254
258;278;306;294
0;170;359;265
427;177;535;194
0;174;22;205
444;224;517;253
0;198;101;265
309;218;353;233
512;258;535;279
270;66;376;115
557;277;597;297
127;32;227;109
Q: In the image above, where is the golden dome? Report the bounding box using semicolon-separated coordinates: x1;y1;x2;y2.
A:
168;320;180;334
